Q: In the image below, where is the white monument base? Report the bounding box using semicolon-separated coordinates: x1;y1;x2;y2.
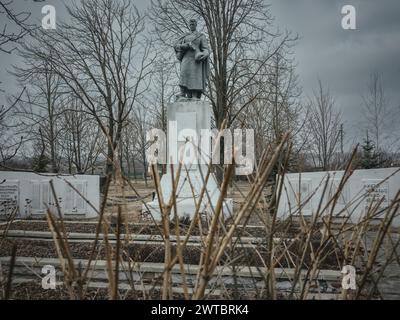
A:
142;99;233;222
143;170;233;221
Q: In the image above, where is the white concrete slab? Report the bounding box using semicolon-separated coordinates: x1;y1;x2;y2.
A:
0;171;100;219
277;167;400;226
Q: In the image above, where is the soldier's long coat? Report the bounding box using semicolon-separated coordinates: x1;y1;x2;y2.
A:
175;31;210;92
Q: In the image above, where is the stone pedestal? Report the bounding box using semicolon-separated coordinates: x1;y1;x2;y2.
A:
143;100;233;221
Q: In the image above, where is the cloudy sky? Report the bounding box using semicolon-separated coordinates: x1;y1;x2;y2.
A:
1;0;399;146
271;0;400;145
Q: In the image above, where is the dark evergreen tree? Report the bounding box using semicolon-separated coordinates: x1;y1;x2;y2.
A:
360;132;380;169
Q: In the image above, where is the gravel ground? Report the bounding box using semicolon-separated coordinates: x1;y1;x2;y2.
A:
0;221;152;234
0;220;341;269
0;220;314;239
0;238;176;262
0;238;258;266
0;220;319;240
0;237;341;269
0;220;275;237
8;281;164;300
8;281;260;300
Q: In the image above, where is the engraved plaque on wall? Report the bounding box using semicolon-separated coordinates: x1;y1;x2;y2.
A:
362;179;389;212
0;180;19;215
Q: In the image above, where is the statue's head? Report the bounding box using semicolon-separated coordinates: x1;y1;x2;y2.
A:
189;19;197;32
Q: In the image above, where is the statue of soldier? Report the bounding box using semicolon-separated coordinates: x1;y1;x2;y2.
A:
174;19;210;100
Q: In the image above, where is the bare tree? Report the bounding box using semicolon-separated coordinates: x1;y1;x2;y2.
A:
306;80;342;171
0;0;36;167
362;72;394;152
21;0;155;175
0;0;35;54
240;47;303;162
60;97;104;174
145;58;178;174
147;58;176;134
131;105;152;186
0;90;24;166
121;122;138;180
12;58;63;173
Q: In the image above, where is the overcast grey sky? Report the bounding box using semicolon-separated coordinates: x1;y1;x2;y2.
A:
1;0;399;145
271;0;400;145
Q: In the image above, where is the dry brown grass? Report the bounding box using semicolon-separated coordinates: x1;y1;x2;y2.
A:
1;138;400;300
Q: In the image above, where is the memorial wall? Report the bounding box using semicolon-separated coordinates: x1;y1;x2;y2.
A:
277;167;400;226
0;171;100;219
